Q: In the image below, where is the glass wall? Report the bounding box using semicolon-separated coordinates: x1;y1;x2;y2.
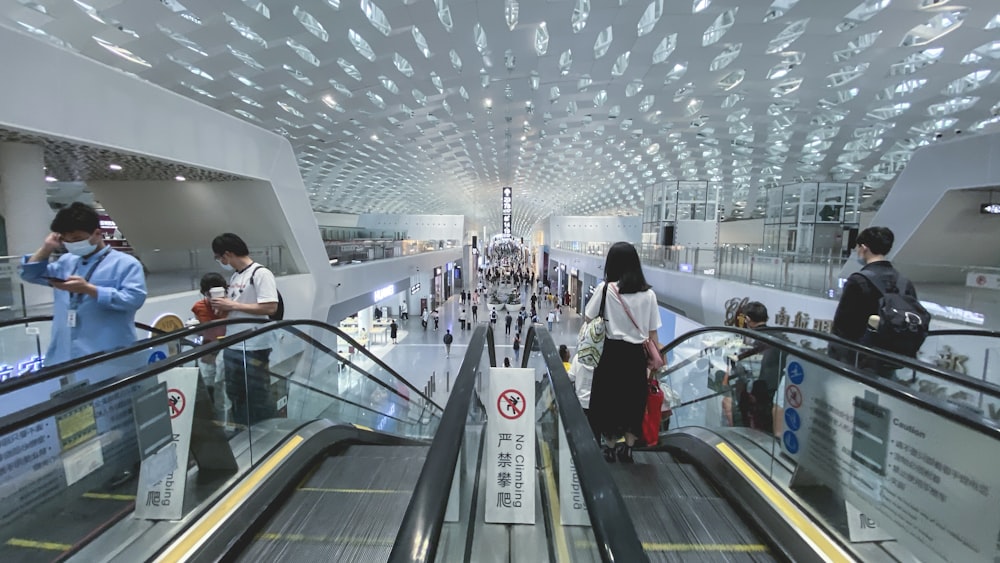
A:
763;183;861;257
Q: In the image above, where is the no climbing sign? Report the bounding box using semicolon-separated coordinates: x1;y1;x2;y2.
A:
497;389;526;419
486;369;535;524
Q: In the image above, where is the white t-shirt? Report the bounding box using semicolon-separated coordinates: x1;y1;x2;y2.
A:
227;263;279;350
585;281;661;344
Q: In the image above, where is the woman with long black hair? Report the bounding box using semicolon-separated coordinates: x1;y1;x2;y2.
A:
584;242;662;463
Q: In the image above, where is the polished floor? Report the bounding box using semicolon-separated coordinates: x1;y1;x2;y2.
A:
367;288;585;405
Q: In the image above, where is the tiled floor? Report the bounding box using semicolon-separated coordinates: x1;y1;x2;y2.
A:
366;288;586;405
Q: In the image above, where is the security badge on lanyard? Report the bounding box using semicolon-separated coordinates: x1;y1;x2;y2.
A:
68;248;111;328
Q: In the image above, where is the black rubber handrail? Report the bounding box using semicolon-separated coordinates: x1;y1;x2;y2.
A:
388;324;491;563
657;326;1000;437
294;320;442;410
280;325;428;410
0;315;53;329
0;314;169;335
926;328;1000;338
0;318;269;394
0;319;443;435
757;326;1000;397
531;326;649;562
1;317;442;411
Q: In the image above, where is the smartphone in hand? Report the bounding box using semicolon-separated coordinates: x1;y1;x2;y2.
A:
44;276;67;283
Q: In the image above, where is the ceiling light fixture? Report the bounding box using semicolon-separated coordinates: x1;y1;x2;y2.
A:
108;164;122;171
175;175;186;181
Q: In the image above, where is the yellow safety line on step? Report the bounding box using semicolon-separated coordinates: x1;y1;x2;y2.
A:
155;435;305;563
643;542;769;552
296;487;410;494
255;533;394;545
82;492;135;501
539;440;573;563
6;538;72;551
715;442;853;563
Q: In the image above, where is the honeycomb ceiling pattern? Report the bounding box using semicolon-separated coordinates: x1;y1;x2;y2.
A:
3;0;1000;234
0;127;244;182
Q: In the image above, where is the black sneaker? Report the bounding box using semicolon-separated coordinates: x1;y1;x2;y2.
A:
615;442;634;464
602;444;617;463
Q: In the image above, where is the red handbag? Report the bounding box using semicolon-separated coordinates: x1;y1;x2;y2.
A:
643;379;666;446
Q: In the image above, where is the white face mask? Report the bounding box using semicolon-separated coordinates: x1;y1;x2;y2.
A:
64;238;98;257
216;259;234;272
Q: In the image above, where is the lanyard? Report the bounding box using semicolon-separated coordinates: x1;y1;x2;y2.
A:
69;247;112;309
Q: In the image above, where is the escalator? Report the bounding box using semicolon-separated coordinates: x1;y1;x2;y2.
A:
610;451;777;561
5;317;996;562
206;326;856;563
236;444;428;560
0;318;443;562
648;326;1000;563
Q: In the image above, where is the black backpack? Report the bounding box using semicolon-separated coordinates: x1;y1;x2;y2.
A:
858;270;929;357
249;265;285;321
444;333;453;344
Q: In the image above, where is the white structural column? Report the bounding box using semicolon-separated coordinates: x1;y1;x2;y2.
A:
0;142;52;313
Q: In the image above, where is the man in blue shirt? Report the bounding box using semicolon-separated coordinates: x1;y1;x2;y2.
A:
19;203;147;367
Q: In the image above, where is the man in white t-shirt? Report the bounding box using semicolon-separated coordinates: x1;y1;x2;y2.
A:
210;233;279;427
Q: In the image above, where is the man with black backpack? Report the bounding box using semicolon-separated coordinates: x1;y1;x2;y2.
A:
830;227;929;377
210;233;281;426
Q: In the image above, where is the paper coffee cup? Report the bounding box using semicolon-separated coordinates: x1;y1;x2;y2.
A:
209;287;225;299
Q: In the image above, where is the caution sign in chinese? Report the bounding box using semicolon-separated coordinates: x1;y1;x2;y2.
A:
485;368;535;524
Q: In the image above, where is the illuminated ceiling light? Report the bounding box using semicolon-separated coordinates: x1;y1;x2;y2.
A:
900;8;967;47
108;164;122;171
45;175;57;183
174;175;187;181
93;36;152;67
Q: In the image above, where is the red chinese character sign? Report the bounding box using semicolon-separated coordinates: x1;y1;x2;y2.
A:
485;368;535;524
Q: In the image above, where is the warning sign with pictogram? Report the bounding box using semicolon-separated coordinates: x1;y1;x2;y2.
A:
785;384;802;409
167;388;186;419
486;368;536;525
497;389;526;419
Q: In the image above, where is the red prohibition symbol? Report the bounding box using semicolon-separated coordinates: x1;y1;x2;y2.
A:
168;388;186;419
497;389;526;420
785;385;803;409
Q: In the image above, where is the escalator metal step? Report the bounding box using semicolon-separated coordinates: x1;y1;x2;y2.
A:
236;445;427;562
612;452;777;562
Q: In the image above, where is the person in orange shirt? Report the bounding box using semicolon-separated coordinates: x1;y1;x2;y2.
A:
192;273;228;404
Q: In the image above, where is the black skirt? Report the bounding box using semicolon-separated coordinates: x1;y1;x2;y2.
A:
589;338;647;439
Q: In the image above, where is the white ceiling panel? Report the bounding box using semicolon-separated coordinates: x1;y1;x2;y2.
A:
4;0;1000;234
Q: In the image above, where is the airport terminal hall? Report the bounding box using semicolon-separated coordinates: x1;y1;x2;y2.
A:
3;0;1000;561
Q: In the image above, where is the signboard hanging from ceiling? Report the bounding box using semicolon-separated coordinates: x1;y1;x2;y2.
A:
502;186;512;235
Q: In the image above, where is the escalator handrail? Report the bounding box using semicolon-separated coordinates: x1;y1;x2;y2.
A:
0;314;170;335
926;328;1000;339
0;317;442;411
388;324;491;563
531;326;649;562
0;315;53;329
278;324;430;411
289;320;442;410
0;318;269;394
657;326;1000;438
0;319;442;435
756;325;1000;397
